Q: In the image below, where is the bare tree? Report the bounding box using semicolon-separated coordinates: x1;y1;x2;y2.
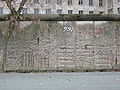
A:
1;0;28;71
0;0;60;71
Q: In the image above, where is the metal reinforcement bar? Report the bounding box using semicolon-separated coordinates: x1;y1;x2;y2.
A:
0;14;120;21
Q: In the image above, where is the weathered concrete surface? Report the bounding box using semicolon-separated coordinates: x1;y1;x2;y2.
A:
0;72;120;90
0;21;120;71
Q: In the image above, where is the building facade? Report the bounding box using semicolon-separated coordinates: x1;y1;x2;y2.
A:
0;0;119;14
113;0;120;14
107;0;120;14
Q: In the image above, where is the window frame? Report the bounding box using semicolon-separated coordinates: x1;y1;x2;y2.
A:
0;7;3;14
57;9;62;14
45;0;51;4
89;0;93;6
57;0;62;5
22;8;27;14
34;8;39;14
79;0;83;5
68;0;73;6
118;7;120;14
34;0;40;4
46;9;51;14
79;10;83;14
99;0;103;7
89;11;94;14
68;10;73;14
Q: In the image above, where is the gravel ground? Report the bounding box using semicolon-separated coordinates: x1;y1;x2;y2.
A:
0;72;120;90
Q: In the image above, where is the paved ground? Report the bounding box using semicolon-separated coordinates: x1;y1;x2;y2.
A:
0;72;120;90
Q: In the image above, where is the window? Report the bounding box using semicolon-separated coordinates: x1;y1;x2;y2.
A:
45;0;51;4
46;9;51;14
68;10;73;14
68;0;72;5
118;8;120;14
0;7;3;14
22;8;27;14
89;11;94;14
79;0;83;5
108;9;113;14
34;0;39;4
89;0;93;6
79;10;83;14
34;9;39;14
57;0;62;5
99;11;103;14
99;0;103;7
57;9;62;14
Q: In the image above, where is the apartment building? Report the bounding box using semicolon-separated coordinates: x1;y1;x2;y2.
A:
0;0;119;15
107;0;120;14
55;0;107;14
113;0;120;14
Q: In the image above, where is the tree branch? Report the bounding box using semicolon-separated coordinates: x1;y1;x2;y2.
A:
17;0;28;14
5;0;17;14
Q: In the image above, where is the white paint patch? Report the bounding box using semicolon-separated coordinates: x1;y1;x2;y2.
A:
83;84;87;87
116;79;120;81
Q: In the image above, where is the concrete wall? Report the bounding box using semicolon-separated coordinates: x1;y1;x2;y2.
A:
0;21;119;71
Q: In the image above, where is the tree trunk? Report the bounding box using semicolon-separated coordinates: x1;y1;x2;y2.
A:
1;20;16;71
1;40;8;71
